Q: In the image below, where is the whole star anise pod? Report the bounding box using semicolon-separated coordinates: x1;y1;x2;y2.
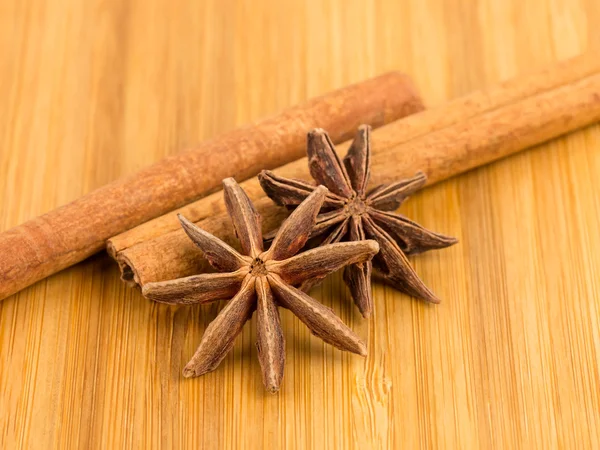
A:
142;178;379;393
259;125;457;317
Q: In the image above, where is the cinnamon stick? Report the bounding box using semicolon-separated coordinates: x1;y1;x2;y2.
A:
108;51;600;256
111;54;600;289
0;72;423;301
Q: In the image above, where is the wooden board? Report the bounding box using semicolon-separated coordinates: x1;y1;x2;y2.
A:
1;0;599;448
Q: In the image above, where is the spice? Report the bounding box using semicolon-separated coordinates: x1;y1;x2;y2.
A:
142;178;379;393
110;54;600;291
108;50;600;259
0;72;420;302
260;126;456;316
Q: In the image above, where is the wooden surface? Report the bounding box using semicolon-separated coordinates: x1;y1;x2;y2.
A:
1;0;599;448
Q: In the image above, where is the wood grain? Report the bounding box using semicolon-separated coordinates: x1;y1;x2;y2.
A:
1;0;599;448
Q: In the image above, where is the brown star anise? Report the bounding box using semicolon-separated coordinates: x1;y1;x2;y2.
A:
142;178;379;393
259;125;457;317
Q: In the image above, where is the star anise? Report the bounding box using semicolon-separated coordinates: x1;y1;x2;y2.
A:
259;125;457;317
142;178;379;393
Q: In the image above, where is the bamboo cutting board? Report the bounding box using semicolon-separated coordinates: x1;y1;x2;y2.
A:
1;0;599;448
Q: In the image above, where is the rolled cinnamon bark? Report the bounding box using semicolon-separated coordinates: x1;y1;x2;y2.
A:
109;51;600;256
0;72;423;301
112;55;600;289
